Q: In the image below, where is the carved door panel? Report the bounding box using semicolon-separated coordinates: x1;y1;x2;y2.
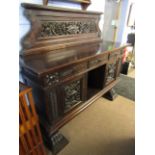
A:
60;75;87;114
105;59;118;85
116;58;123;77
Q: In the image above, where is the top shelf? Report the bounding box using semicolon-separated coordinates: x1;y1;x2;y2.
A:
43;0;91;10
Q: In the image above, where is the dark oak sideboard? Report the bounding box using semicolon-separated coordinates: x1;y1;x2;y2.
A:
20;3;129;154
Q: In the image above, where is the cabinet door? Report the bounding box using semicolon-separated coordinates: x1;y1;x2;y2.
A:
105;59;118;85
116;58;123;77
60;75;87;114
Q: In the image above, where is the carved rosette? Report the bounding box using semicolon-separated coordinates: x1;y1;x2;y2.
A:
39;21;97;38
106;62;117;84
64;80;81;112
44;73;59;86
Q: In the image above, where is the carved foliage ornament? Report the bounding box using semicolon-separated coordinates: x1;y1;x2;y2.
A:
64;80;81;112
44;72;59;86
106;62;117;83
39;21;97;37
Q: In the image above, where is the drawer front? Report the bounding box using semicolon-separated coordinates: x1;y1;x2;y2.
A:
60;63;87;78
109;50;123;60
88;54;108;68
43;63;87;86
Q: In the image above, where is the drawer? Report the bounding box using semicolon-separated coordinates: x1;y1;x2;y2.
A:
88;54;108;68
60;63;87;78
109;50;123;60
44;63;87;86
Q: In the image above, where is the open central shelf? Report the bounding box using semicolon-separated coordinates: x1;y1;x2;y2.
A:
87;65;106;99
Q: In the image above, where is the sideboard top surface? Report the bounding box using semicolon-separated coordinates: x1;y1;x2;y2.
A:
21;3;102;15
20;41;129;76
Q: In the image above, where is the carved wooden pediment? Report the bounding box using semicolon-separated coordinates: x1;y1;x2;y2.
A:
21;3;102;56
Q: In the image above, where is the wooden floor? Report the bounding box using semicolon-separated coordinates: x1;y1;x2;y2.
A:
46;96;135;155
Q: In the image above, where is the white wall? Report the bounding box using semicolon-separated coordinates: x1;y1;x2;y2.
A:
87;0;105;33
121;0;135;44
116;0;129;43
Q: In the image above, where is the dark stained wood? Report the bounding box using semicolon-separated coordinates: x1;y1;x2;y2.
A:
40;78;120;135
20;42;129;77
21;3;100;14
20;3;130;153
104;88;118;101
42;0;91;10
20;3;102;57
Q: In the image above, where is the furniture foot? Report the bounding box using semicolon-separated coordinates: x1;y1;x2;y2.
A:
43;131;69;155
104;88;118;101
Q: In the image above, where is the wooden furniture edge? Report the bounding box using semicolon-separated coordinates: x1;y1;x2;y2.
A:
21;3;102;15
21;44;129;77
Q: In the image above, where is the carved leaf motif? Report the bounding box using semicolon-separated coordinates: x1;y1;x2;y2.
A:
67;25;79;34
64;80;81;112
106;62;117;83
44;73;59;86
39;21;97;37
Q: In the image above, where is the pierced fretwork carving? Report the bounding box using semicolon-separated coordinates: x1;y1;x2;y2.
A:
39;21;97;37
64;80;81;112
106;62;117;84
44;73;59;86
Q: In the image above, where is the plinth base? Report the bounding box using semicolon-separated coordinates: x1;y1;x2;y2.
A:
104;88;118;101
44;132;69;155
